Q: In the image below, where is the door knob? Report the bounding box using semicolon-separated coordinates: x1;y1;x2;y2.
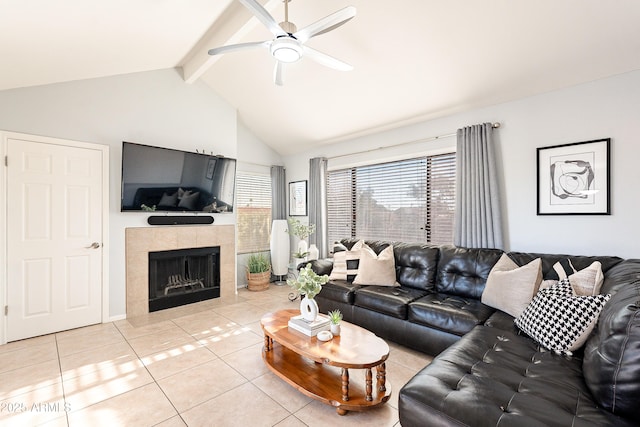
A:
86;242;101;249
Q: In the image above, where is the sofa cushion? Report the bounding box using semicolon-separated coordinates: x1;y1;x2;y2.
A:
353;244;399;286
484;310;520;334
317;280;360;305
399;326;634;427
436;246;504;299
515;280;611;354
394;243;439;292
481;254;542;318
583;259;640;419
354;286;427;320
408;293;495;336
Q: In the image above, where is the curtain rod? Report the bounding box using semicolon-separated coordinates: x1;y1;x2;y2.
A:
328;122;501;161
238;160;284;168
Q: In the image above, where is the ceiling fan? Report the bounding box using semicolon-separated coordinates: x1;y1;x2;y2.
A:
207;0;356;86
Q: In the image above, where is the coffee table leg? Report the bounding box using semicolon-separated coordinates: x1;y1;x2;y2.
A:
377;362;387;392
264;335;272;352
341;368;349;401
365;368;373;401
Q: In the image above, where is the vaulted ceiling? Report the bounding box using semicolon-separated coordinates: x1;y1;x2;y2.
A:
2;0;640;155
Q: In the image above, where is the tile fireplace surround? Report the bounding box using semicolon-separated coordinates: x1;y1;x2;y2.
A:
125;225;236;318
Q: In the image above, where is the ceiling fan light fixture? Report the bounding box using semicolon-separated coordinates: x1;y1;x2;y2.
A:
270;37;302;63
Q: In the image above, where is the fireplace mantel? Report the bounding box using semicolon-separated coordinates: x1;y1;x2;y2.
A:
125;225;236;318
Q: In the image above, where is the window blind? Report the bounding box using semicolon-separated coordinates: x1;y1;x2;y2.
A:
427;153;456;244
327;169;355;246
327;153;455;246
236;172;272;253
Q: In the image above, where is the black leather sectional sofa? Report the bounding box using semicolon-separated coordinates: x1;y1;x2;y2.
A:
308;239;640;426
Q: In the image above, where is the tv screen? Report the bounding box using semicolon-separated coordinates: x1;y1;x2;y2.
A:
121;142;236;213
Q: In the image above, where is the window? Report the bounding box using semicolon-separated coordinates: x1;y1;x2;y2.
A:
327;153;455;246
236;172;272;253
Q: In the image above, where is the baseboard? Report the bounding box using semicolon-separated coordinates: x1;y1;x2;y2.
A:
108;314;127;322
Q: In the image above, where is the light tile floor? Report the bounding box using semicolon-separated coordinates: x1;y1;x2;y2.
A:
0;285;432;427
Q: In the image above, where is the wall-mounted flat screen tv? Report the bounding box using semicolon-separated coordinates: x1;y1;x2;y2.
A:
121;141;236;213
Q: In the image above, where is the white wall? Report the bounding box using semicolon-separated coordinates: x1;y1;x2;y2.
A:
284;70;640;259
236;120;284;287
0;69;241;318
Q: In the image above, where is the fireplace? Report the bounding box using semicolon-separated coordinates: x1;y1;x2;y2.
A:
125;225;235;318
148;246;220;312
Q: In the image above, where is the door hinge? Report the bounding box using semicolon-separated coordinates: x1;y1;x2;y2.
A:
4;156;6;167
4;306;7;316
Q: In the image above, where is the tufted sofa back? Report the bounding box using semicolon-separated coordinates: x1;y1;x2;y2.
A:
435;246;504;298
341;239;503;296
507;251;623;279
394;243;440;292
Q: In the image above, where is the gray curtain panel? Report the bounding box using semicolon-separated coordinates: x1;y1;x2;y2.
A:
454;123;504;249
271;165;286;220
309;157;328;258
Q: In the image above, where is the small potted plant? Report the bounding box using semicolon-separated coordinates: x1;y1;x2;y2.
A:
287;263;329;322
328;309;343;336
292;250;310;267
246;253;271;292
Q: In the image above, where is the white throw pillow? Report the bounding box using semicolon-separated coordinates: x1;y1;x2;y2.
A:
329;240;364;282
553;259;604;296
353;244;399;287
515;280;611;354
481;254;542;318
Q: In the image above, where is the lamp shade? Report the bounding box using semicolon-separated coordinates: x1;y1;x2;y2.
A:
270;220;290;276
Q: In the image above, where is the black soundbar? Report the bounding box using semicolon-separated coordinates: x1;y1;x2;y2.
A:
147;216;214;226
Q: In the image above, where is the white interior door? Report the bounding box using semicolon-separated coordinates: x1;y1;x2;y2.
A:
6;137;104;341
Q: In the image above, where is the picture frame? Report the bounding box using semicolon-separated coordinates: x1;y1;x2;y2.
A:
537;138;610;215
206;158;216;180
289;180;308;216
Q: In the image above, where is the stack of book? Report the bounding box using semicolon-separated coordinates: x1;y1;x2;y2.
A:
288;313;331;337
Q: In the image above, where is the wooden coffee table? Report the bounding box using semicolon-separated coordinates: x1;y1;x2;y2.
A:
260;309;391;415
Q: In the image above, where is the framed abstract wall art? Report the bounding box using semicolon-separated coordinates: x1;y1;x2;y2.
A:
289;180;308;216
537;138;610;215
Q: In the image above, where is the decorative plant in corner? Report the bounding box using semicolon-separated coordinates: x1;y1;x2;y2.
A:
246;253;271;292
287;218;316;260
287;263;329;322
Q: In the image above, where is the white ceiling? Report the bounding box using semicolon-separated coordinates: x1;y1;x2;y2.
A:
2;0;640;156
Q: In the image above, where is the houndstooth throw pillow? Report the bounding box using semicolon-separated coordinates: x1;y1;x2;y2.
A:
515;280;610;355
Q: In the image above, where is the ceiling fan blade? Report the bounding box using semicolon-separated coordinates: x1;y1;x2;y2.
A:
303;46;353;71
208;40;270;56
273;61;284;86
294;6;356;44
239;0;287;38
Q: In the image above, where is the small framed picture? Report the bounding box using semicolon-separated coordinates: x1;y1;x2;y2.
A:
289;180;307;216
537;138;610;215
206;158;216;180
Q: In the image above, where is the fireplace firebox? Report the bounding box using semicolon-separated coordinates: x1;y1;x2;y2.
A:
148;246;220;312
